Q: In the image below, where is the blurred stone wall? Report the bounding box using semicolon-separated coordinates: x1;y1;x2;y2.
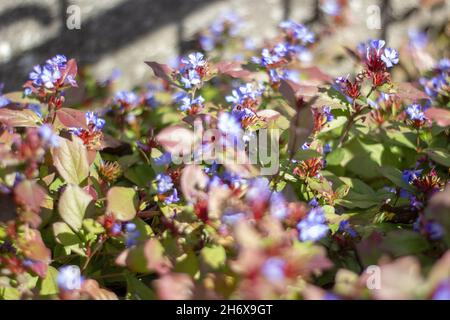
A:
0;0;448;91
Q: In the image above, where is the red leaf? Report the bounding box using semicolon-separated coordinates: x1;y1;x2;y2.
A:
279;79;298;108
299;66;333;83
155;126;195;156
145;61;175;84
56;108;87;129
59;59;78;87
215;61;253;80
180;165;209;202
395;82;428;101
424;107;450;127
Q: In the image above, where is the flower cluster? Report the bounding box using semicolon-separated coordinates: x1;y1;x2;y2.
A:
1;11;450;302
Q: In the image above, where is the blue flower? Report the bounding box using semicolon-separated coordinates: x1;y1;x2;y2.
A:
424;221;444;240
369;39;385;55
28;104;42;117
218;112;242;137
46;54;67;68
38;124;60;148
246;178;271;203
225;83;262;106
110;223;122;236
199;35;215;51
29;65;44;86
323;143;332;154
402;169;422;184
181;52;206;70
381;48;399;68
432;280;450;300
57;265;83;291
154;152;172;166
309;197;319;207
261;257;286;282
40;65;61;89
301;142;310;150
156;173;173;194
124;223;140;247
437;58;450;71
164;189;180;205
114;90;139;107
270;192;288;220
125;222;136;233
338;220;358;238
321;0;341;16
180;69;202;89
323;106;334;122
408;29;428;49
405;104;426;121
175;93;204;112
0;95;10;108
279;21;315;44
85;111;105;131
297;207;329;242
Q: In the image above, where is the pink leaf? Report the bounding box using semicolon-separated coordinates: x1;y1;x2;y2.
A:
256;109;281;121
180;165;209;202
145;61;175;84
215;61;253;79
424;107;450;127
299;66;333;83
156;126;195;156
395;82;428;101
56;108;87;129
59;59;78;87
14;180;46;213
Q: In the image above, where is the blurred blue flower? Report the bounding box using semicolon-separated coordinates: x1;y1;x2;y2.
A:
218;112;242;137
156;173;174;194
338;220;358;238
261;257;286;282
297;207;329;242
57;265;83;291
38;124;60;148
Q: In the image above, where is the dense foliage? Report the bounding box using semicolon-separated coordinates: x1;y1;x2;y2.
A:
0;10;449;300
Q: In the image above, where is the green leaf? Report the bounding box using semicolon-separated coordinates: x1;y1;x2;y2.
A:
174;251;200;277
53;222;79;246
200;245;226;270
52;136;89;185
58;184;93;231
381;230;430;257
326;148;345;166
124;164;154;187
125;239;172;273
294;149;322;161
126;274;156;300
106;186;137;221
37;266;59;296
83;219;105;235
425;148;450;167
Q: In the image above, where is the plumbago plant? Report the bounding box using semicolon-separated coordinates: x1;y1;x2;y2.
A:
0;17;449;300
